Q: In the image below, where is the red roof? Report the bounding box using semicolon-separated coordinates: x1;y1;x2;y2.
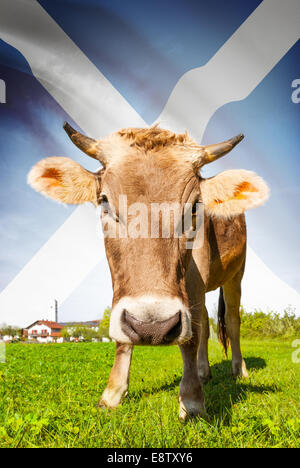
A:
25;320;63;330
39;321;63;329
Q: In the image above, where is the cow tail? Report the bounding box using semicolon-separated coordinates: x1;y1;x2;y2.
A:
217;287;229;358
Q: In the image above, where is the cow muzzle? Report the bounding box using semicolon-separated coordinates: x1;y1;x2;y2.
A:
109;296;192;345
121;310;181;345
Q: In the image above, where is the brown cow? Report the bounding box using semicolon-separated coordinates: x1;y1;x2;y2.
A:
28;123;269;419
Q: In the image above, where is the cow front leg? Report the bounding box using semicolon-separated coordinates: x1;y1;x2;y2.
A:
98;343;133;409
197;305;212;383
179;339;206;420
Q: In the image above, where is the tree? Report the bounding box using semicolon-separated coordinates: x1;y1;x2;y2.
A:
81;327;98;342
98;307;112;339
61;328;70;341
71;326;98;342
72;326;85;340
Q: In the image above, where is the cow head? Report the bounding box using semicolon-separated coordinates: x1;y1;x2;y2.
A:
28;123;269;345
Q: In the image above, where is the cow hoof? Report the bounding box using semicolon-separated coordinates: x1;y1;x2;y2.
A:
179;397;206;421
97;387;128;409
97;399;112;409
97;396;120;409
231;359;249;379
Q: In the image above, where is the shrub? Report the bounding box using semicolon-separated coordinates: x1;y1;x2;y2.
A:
208;306;300;339
240;306;300;338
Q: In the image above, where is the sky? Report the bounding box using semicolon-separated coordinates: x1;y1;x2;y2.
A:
0;0;299;324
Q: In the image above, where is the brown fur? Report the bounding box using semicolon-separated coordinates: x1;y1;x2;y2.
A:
118;124;191;151
101;151;198;306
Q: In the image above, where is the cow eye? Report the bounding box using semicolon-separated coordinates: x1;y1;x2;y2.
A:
99;194;108;204
99;194;119;222
99;194;110;214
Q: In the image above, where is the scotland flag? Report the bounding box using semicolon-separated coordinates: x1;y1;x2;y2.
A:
0;0;299;326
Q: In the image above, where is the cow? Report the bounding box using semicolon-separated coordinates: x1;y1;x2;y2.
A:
28;123;269;419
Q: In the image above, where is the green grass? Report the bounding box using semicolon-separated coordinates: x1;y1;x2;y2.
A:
0;339;299;448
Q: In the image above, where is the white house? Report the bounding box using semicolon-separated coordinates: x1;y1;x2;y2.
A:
23;320;63;343
1;335;19;342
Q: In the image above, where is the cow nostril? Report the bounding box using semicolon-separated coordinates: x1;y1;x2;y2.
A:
163;311;182;343
121;309;141;344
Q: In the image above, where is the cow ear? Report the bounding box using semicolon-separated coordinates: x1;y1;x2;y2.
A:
28;157;101;205
200;169;269;218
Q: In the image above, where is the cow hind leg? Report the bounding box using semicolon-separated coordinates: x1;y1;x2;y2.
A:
222;274;249;379
98;343;133;409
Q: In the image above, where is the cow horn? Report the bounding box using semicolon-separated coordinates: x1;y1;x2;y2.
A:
63;122;107;166
196;133;244;168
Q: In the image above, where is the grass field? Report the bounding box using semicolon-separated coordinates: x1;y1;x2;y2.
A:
0;339;299;448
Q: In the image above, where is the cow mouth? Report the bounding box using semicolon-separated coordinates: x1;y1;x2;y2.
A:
120;310;182;345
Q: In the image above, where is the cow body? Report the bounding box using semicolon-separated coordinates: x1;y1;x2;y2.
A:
28;124;268;419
